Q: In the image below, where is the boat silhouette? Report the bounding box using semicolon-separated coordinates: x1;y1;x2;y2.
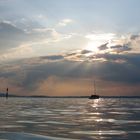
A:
89;81;99;99
6;88;8;99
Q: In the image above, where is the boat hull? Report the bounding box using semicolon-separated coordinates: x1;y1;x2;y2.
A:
89;94;99;99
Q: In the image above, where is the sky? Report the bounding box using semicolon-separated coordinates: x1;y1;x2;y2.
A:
0;0;140;96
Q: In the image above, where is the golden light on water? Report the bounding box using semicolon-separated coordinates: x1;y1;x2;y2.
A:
99;130;102;135
90;99;100;108
96;118;103;122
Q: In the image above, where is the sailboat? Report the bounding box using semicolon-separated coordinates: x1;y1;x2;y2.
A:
89;81;99;99
6;88;8;99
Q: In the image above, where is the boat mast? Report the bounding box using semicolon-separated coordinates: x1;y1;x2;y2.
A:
6;88;8;99
94;81;96;95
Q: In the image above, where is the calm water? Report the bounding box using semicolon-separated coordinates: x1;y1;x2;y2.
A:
0;98;140;140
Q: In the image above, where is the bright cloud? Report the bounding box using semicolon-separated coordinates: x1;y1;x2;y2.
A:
84;33;116;52
0;44;35;62
58;19;73;27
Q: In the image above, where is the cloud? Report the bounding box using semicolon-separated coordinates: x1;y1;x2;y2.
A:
0;21;27;52
30;28;61;41
84;33;140;54
40;55;64;61
130;34;140;40
0;44;35;62
0;52;140;96
35;76;91;96
0;20;71;61
81;50;92;54
85;33;116;42
1;21;139;63
36;14;47;20
58;19;73;27
98;43;108;50
110;44;132;53
0;23;140;96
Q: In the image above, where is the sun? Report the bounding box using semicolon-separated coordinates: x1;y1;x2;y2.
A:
85;41;100;53
85;33;116;53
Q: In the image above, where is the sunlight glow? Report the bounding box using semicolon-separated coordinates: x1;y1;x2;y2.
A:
85;42;100;53
85;33;116;53
86;33;116;41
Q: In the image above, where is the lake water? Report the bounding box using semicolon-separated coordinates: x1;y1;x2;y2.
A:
0;98;140;140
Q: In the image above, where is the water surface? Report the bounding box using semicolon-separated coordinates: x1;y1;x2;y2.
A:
0;98;140;140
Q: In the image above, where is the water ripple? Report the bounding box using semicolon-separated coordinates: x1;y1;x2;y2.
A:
0;98;140;139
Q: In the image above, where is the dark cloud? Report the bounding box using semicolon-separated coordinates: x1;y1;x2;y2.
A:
1;53;140;88
93;53;140;84
40;55;64;60
130;34;140;40
98;43;108;50
110;44;131;53
94;53;124;61
64;42;132;62
0;21;27;52
100;62;140;84
94;53;140;64
0;22;23;35
0;21;61;56
65;50;91;57
65;52;77;56
81;49;92;54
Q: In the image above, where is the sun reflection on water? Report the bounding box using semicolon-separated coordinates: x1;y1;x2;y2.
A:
99;130;102;135
96;118;103;122
90;99;100;108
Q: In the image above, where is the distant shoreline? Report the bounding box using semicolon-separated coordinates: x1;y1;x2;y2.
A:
0;93;140;98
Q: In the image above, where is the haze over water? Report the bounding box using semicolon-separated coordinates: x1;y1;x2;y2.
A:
0;98;140;140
